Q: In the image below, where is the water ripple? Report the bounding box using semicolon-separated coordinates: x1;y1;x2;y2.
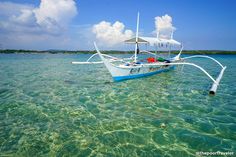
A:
0;54;236;156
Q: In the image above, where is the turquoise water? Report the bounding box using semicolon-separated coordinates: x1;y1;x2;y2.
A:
0;54;236;156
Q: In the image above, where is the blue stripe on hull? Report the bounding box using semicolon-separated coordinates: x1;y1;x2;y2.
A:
113;66;175;81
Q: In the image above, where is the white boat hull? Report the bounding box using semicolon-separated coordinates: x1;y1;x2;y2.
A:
111;64;175;81
95;45;175;81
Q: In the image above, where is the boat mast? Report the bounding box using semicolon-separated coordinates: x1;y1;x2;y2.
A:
134;12;140;63
156;25;159;60
168;29;174;58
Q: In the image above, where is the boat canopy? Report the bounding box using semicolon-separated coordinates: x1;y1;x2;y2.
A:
124;37;149;44
125;36;181;47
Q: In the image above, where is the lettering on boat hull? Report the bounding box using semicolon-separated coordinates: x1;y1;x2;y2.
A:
130;68;140;74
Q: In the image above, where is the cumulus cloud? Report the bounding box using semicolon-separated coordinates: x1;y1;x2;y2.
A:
0;1;34;17
0;0;78;49
10;9;35;25
34;0;77;33
92;21;133;46
0;0;77;34
155;14;176;39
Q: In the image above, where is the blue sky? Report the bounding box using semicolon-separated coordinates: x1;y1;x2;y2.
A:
0;0;235;50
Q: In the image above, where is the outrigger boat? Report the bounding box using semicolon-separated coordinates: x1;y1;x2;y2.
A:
72;13;226;95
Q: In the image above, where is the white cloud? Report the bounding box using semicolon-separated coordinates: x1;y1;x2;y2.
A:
10;9;35;25
0;1;34;17
0;0;78;49
155;14;176;39
92;21;133;46
34;0;77;33
0;0;77;34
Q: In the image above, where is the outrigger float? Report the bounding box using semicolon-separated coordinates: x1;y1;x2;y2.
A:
72;13;226;95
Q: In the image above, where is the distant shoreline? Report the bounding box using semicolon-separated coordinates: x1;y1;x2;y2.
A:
1;49;236;55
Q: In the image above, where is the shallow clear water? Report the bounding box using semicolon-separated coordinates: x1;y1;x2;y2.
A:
0;54;235;156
